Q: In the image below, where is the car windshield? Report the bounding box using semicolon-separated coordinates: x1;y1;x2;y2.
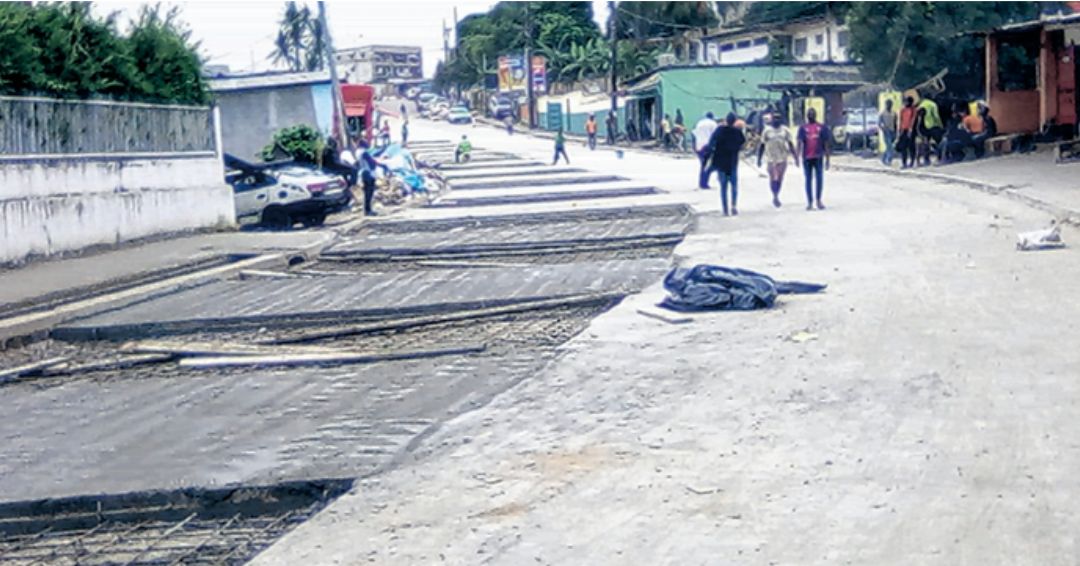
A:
451;107;468;113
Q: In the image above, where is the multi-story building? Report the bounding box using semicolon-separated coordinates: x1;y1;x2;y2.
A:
336;45;423;95
697;16;852;66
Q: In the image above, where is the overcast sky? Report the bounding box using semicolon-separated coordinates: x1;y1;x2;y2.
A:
93;1;611;77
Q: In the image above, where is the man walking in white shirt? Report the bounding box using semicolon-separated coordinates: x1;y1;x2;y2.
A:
692;112;718;189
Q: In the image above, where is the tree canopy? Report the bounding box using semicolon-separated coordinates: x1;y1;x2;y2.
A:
269;2;326;72
436;1;716;91
615;2;718;40
845;1;1042;94
0;3;208;105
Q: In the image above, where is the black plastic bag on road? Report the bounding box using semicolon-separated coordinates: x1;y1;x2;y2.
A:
659;264;826;312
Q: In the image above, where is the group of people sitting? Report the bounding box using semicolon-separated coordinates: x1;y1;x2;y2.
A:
883;97;998;168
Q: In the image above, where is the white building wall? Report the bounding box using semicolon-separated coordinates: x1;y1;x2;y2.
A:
790;22;850;63
0;156;234;264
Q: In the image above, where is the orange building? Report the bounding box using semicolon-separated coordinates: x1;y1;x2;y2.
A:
984;13;1080;136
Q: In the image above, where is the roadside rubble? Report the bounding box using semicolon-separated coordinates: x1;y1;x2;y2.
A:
372;143;450;207
1017;222;1066;251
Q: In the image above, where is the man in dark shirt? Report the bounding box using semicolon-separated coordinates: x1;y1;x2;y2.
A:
707;112;746;216
797;107;831;211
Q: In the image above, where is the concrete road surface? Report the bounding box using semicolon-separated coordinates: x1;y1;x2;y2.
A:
252;117;1080;565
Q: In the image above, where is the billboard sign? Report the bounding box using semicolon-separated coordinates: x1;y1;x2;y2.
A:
497;55;526;92
531;55;547;93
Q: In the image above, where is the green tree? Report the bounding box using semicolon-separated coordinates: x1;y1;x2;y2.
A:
0;4;44;94
126;5;209;105
436;1;602;89
0;2;207;104
269;2;325;72
616;2;718;40
846;2;1040;93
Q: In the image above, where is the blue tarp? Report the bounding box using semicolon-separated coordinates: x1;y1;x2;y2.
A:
660;264;826;312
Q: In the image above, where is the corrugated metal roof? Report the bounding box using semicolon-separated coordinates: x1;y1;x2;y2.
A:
208;71;331;93
991;12;1080;34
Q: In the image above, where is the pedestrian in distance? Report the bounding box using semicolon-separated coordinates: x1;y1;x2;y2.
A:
796;107;831;211
399;102;407;118
692;111;718;189
898;96;917;168
661;114;673;150
553;129;570;165
401;119;409;146
707;112;745;216
879;99;898;167
605;111;617;145
455;134;472;163
757;113;799;208
916;97;944;166
585;113;598;150
504;115;514;136
356;140;391;216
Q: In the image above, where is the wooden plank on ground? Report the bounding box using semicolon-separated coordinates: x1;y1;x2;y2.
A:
0;356;70;383
121;340;353;357
40;353;175;377
261;292;623;345
179;344;486;370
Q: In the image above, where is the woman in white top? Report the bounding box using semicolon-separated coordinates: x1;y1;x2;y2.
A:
757;114;800;208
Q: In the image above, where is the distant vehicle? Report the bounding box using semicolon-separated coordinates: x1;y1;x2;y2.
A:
225;155;349;230
417;92;437;106
835;108;879;152
488;96;513;119
447;106;473;124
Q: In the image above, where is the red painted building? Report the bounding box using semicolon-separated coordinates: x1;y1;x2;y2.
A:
984;13;1080;136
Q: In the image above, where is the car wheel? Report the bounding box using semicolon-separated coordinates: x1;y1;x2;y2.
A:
302;212;327;228
261;207;292;230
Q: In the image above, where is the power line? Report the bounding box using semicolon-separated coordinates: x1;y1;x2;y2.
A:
615;6;708;32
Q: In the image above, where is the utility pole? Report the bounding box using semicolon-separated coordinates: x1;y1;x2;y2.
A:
608;1;618;121
443;18;450;64
525;2;536;128
318;1;348;149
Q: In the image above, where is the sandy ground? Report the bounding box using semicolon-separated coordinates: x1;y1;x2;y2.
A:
252;115;1080;565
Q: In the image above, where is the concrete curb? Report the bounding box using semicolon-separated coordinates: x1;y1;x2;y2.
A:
835;162;1080;226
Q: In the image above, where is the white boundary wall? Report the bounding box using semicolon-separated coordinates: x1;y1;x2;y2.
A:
0;97;235;265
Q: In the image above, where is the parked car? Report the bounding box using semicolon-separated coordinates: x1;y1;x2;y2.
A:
225;154;350;230
488;96;513;119
838;108;879;151
417;92;437;107
446;106;473;124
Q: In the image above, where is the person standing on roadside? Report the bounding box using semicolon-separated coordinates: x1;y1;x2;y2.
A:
879;99;898;167
553;128;570;165
796;107;831;211
692;111;718;189
401;119;409;146
585;114;598;150
917;96;944;165
356;140;390;217
757;113;799;208
605;111;617;145
707;112;745;216
661;114;673;150
898;96;917;168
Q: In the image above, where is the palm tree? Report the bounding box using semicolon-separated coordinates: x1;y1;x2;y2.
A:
269;2;324;72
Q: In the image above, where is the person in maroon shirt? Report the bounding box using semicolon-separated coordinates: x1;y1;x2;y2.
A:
796;108;831;210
